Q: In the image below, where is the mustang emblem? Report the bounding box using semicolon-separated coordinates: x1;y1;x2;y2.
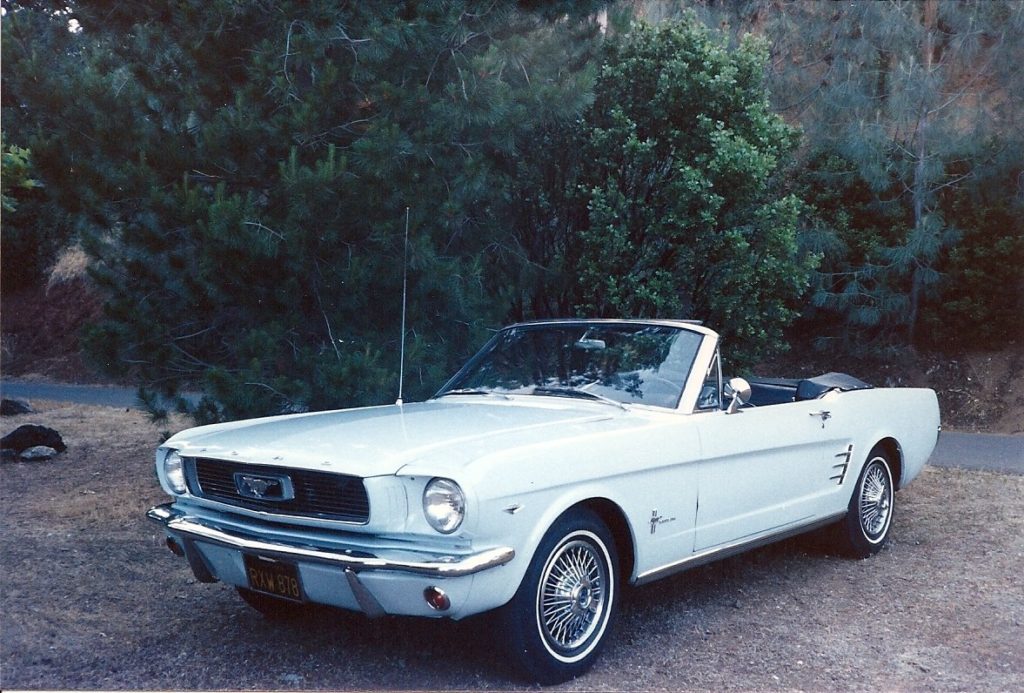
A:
234;472;294;501
649;509;676;534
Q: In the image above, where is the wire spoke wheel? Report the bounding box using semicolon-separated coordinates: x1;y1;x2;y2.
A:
499;509;618;684
837;446;896;558
538;537;608;654
858;460;893;540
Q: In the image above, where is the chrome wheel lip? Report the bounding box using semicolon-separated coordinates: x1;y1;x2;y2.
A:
534;530;614;664
858;457;893;543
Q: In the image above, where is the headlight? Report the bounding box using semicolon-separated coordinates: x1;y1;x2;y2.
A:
422;478;465;534
163;450;187;494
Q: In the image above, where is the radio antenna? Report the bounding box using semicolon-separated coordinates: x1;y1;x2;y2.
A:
396;207;410;406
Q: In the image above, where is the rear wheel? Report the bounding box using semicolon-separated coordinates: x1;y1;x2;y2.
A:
498;508;618;685
837;447;895;558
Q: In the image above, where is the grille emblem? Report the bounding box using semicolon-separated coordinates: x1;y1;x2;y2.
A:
234;472;295;501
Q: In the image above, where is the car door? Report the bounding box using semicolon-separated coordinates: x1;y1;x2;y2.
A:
692;395;852;552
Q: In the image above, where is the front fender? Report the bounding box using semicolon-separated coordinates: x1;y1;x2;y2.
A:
465;479;640;612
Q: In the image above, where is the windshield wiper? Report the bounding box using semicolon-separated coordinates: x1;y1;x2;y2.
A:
531;386;629;411
437;387;511;399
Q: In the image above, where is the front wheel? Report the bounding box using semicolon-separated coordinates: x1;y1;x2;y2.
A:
837;447;895;558
498;508;619;685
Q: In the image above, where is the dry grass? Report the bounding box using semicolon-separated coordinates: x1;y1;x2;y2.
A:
45;244;92;293
2;402;1022;690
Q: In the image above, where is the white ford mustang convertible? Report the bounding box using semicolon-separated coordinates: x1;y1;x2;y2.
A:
148;319;940;683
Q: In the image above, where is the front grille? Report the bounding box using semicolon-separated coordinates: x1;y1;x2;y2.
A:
185;457;370;523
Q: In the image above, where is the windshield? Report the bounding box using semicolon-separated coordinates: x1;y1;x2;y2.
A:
440;322;704;409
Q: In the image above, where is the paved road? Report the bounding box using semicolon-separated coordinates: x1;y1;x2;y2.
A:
2;378;1020;473
928;431;1023;475
1;379;144;409
0;378;202;409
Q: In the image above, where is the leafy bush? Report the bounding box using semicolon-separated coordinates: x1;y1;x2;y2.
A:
568;19;815;366
0;135;50;290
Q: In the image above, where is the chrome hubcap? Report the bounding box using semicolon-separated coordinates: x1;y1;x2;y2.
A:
571;583;593;610
859;460;892;540
539;537;608;653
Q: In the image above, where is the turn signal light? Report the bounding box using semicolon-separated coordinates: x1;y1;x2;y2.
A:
423;586;450;611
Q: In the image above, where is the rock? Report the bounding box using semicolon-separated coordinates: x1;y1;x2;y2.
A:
1;398;34;416
19;445;58;461
0;424;67;453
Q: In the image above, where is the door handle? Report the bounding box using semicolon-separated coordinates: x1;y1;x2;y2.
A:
809;410;831;427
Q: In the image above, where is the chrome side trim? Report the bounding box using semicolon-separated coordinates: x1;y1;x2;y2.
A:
147;503;515;578
634;512;846;585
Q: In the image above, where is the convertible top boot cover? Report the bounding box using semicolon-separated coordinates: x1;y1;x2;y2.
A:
796;372;873;401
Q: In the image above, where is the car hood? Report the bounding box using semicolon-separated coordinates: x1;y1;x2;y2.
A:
165;397;632;477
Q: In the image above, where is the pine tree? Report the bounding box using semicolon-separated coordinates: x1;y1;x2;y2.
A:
692;0;1024;349
2;1;606;419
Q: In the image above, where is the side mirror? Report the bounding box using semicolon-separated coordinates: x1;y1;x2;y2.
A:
725;377;752;414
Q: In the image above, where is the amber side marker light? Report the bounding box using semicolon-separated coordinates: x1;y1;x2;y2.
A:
424;586;451;611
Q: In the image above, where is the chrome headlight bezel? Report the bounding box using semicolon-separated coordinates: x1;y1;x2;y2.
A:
422;477;465;534
162;449;187;494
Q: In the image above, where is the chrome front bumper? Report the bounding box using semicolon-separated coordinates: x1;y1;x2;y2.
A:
146;503;515;578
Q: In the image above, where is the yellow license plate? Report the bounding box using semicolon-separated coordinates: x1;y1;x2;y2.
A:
244;554;304;602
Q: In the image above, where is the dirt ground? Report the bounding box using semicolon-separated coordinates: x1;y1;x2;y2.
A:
1;401;1021;691
0;279;104;384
